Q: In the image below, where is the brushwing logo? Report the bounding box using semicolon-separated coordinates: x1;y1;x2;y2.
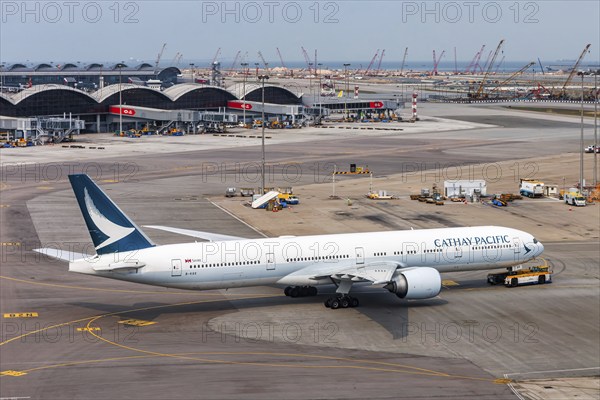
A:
524;244;532;255
84;187;134;250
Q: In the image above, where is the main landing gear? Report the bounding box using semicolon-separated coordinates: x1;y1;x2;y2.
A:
284;286;318;298
324;295;359;309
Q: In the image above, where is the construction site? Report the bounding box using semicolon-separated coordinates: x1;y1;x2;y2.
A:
1;41;599;148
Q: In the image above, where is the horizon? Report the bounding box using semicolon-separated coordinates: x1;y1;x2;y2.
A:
1;1;598;63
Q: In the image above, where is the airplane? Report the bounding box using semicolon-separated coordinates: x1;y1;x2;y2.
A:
35;174;544;309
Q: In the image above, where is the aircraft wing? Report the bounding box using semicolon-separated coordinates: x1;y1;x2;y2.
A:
143;225;246;242
277;261;404;286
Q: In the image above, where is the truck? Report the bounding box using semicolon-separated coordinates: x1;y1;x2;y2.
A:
505;265;552;287
519;179;544;198
564;190;587;206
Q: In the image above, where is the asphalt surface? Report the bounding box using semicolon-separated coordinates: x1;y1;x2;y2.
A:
1;104;598;399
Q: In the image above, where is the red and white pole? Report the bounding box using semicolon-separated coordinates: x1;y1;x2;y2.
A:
412;92;418;120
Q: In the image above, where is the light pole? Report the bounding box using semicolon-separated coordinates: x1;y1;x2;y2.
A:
594;71;598;186
318;63;323;120
190;63;195;82
308;62;313;103
118;62;124;134
579;72;585;191
258;74;270;194
343;63;350;119
241;62;248;127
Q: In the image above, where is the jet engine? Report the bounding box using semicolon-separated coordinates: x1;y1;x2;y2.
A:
384;267;441;299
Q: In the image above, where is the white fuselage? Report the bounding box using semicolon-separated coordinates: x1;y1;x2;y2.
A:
70;226;543;290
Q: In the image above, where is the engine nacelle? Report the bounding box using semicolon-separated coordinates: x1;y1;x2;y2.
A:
384;267;441;299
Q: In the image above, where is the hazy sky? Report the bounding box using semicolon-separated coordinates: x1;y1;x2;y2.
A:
1;0;598;64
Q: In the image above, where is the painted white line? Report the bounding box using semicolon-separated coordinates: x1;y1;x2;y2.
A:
505;366;600;378
207;199;267;238
504;373;526;400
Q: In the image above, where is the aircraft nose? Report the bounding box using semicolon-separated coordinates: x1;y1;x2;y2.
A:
533;239;544;257
537;241;544;256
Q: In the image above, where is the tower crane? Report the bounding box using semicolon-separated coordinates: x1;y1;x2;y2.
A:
364;49;379;76
155;43;167;70
465;45;485;74
230;50;241;71
475;39;504;98
375;49;385;76
257;51;268;68
301;46;312;73
490;61;535;95
431;49;445;76
211;48;221;65
494;56;505;74
560;43;591;94
174;53;183;67
276;47;287;70
400;47;408;75
170;52;181;66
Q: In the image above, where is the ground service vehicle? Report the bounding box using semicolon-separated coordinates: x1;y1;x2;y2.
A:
519;179;544;198
564;191;587;206
505;266;552;287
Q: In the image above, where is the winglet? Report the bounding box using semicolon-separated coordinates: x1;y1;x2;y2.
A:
68;174;155;255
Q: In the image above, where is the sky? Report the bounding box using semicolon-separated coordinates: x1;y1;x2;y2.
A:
1;0;599;65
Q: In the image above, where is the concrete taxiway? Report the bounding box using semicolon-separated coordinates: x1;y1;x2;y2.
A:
1;102;598;399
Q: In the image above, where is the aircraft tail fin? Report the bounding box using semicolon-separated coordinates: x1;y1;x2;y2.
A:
68;174;155;255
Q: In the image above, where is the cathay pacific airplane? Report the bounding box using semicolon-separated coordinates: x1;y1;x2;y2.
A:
36;174;544;309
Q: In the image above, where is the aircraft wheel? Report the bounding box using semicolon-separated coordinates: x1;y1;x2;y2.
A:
324;298;332;308
309;287;318;296
284;286;291;296
300;286;309;297
330;298;340;309
340;297;350;308
290;287;300;298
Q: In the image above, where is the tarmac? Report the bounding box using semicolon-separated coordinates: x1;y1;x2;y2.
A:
0;101;598;399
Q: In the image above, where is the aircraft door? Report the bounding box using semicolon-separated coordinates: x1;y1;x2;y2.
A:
171;259;182;277
513;237;521;254
355;247;365;265
454;246;463;259
266;253;275;270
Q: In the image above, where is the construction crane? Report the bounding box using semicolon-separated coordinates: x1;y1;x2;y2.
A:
174;53;183;67
375;49;385;76
170;52;181;66
230;50;241;71
490;61;535;94
561;43;592;93
400;47;408;75
475;39;504;97
481;50;493;73
364;49;380;76
257;51;269;69
155;43;167;70
211;48;221;65
431;50;445;76
301;46;312;73
465;45;485;74
276;47;287;70
494;55;505;74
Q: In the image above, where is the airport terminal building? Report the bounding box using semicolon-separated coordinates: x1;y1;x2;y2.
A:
0;62;400;139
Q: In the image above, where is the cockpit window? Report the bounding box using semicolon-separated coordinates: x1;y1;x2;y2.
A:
533;238;538;244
